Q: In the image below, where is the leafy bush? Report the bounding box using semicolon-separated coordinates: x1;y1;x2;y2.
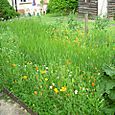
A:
48;0;78;15
101;65;115;114
0;0;19;21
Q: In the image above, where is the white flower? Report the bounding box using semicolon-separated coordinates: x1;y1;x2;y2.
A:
24;65;27;68
49;86;53;89
46;67;48;70
69;74;72;77
52;83;55;86
82;87;85;91
74;90;78;94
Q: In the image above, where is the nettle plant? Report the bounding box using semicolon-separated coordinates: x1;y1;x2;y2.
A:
101;65;115;114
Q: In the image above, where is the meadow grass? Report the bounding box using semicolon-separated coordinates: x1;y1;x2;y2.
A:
0;16;115;114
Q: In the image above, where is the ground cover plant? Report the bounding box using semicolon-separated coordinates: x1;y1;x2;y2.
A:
0;16;115;114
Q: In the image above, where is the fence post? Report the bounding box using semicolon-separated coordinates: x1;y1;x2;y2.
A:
85;13;88;34
84;0;88;34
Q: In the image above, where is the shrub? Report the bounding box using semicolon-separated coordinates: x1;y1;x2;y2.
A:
0;0;19;21
48;0;78;15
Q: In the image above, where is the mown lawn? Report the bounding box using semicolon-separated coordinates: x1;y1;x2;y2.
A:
0;15;115;114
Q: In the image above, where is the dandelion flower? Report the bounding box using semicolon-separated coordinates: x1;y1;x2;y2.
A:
60;86;67;92
54;88;59;94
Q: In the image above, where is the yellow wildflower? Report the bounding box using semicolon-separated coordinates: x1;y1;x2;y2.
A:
22;76;28;80
60;86;67;92
12;64;16;67
45;78;48;81
54;88;59;94
35;66;39;71
40;70;46;74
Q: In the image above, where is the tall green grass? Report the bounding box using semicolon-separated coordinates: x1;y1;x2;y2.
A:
0;16;115;114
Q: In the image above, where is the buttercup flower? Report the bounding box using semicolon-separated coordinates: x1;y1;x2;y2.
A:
60;86;67;92
54;88;59;94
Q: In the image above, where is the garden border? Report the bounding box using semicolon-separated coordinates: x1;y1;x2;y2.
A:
2;87;38;115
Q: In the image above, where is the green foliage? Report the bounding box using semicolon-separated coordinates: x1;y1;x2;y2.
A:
67;13;81;30
0;0;19;21
48;0;78;14
101;65;115;114
94;17;109;30
0;16;114;114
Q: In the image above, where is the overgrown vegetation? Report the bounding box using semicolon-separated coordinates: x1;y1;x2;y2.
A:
0;0;19;21
94;17;109;30
101;65;115;114
48;0;78;14
0;16;115;114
